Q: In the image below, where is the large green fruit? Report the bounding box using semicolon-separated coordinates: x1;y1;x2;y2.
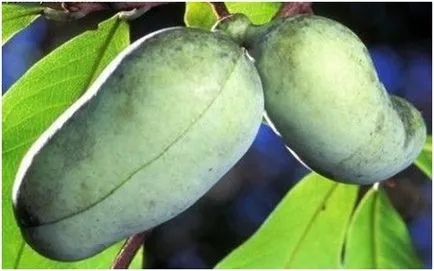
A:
215;14;426;185
13;27;264;261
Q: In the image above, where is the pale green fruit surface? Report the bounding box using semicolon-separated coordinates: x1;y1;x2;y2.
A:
216;14;426;185
13;27;264;261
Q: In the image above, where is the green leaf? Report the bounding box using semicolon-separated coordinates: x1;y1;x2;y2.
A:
344;188;422;268
225;2;281;25
414;135;432;178
18;242;143;268
17;242;145;269
129;247;145;269
2;3;43;45
216;173;358;268
2;15;129;268
14;242;124;269
184;2;218;30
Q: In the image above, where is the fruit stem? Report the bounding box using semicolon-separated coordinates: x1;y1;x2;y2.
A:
214;13;285;49
210;2;230;18
112;231;151;269
214;13;253;46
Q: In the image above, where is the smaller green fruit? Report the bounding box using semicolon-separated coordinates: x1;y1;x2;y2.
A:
214;14;427;185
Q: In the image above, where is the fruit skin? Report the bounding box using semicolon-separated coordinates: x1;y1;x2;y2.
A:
215;14;426;185
13;27;264;261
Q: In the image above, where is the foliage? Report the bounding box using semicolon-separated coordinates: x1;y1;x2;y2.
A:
2;3;43;45
184;2;218;30
414;135;432;178
344;188;422;268
184;2;281;29
2;2;430;269
225;2;281;24
216;173;358;268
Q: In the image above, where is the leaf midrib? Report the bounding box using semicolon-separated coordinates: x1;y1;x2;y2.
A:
371;190;379;268
13;241;25;268
284;183;339;268
85;17;121;87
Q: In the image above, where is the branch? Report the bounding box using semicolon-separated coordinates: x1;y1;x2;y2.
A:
385;178;397;188
63;2;166;14
273;2;313;19
211;2;230;18
43;2;167;21
111;231;151;269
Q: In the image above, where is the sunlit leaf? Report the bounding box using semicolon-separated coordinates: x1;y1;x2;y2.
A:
216;173;358;268
184;2;218;30
2;15;130;268
344;188;422;268
225;2;281;25
2;3;43;45
15;242;125;269
129;247;145;269
414;135;432;178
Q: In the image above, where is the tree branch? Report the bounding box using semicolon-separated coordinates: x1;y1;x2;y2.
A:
62;2;166;14
273;2;313;19
211;2;230;18
111;231;151;269
385;178;397;188
42;2;168;21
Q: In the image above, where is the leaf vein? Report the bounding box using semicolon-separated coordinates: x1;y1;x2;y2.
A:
4;103;70;136
13;241;25;268
3;75;86;122
3;135;40;155
372;190;379;268
284;183;339;267
3;9;42;21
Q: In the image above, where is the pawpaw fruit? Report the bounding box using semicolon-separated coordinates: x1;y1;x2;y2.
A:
13;27;264;261
214;14;426;185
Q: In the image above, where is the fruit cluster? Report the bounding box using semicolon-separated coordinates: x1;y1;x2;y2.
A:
13;14;426;261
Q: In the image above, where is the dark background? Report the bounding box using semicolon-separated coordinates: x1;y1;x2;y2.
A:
2;2;432;268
